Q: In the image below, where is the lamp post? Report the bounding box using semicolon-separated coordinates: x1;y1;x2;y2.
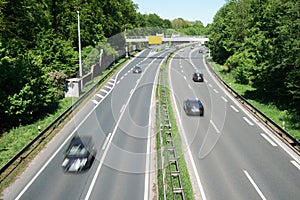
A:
77;11;83;91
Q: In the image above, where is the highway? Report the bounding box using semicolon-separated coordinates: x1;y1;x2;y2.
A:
5;48;171;200
3;45;300;200
169;47;300;199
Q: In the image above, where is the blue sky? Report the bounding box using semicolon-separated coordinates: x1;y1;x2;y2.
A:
132;0;226;26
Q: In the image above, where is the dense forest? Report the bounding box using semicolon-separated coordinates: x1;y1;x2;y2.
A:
0;0;205;133
207;0;299;121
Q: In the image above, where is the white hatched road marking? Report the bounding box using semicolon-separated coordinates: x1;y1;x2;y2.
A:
92;100;98;105
104;85;112;90
107;81;114;86
100;89;108;94
96;94;104;98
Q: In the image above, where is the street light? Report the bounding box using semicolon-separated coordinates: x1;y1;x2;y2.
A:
77;11;83;91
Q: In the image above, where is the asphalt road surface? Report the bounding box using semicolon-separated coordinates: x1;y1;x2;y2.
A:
169;46;300;200
4;47;172;200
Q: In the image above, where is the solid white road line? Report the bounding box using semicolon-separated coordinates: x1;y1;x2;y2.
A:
290;160;300;170
243;117;254;126
244;170;267;200
230;105;239;113
260;133;277;147
120;104;125;113
169;57;207;200
85;50;167;200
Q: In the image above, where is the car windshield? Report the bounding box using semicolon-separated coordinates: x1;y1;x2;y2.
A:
66;144;88;156
189;101;200;108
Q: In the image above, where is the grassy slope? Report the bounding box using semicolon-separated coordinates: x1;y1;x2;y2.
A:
211;60;300;141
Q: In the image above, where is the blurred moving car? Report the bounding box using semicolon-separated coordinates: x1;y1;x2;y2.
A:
132;65;142;73
183;99;204;116
192;72;204;82
62;136;96;173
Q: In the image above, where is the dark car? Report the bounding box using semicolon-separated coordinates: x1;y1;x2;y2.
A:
62;136;96;173
133;65;142;73
183;99;204;116
192;72;204;82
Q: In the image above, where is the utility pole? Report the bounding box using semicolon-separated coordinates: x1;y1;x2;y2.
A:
77;11;83;91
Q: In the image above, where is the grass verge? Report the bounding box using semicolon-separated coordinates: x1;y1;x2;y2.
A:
210;60;300;140
0;56;130;194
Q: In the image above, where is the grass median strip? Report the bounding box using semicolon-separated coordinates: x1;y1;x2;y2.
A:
156;60;194;199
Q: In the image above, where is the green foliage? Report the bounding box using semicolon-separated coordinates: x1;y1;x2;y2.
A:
0;0;141;132
208;0;300;116
175;20;207;36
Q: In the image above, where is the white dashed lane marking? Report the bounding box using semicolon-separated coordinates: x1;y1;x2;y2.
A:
230;105;239;112
221;96;228;102
213;89;219;94
260;133;277;146
243;117;254;126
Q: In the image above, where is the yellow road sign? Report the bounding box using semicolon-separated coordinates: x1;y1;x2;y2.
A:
148;36;162;44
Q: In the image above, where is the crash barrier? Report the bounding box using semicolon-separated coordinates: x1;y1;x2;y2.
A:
204;56;300;155
0;59;125;182
158;69;185;200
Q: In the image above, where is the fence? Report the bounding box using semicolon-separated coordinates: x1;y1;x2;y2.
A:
205;56;300;155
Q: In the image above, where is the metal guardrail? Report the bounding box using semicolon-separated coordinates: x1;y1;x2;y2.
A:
204;56;300;155
0;66;117;179
158;69;185;200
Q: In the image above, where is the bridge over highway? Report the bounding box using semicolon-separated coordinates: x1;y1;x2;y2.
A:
125;35;209;44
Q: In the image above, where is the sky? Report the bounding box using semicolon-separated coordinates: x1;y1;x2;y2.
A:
132;0;226;26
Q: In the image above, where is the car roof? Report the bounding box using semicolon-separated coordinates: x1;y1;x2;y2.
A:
69;136;92;147
187;99;203;104
194;72;203;75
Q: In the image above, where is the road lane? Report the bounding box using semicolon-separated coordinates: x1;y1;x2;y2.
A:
85;50;171;200
169;46;300;199
8;48;164;200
